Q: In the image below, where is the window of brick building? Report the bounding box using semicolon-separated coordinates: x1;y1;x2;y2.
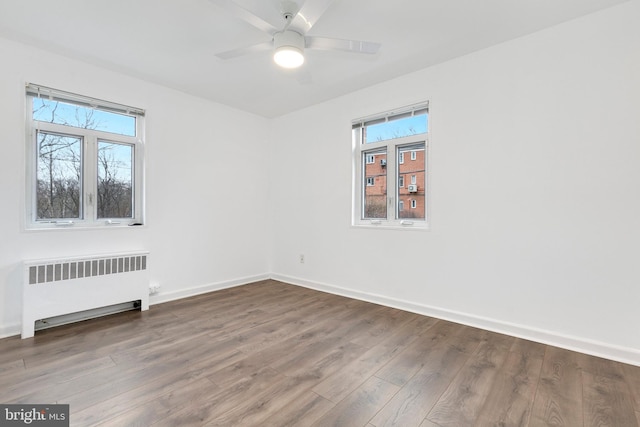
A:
352;102;428;228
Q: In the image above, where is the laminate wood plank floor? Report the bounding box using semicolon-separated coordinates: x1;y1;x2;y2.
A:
2;279;640;426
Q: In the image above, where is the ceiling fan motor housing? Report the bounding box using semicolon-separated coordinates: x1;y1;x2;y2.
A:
274;30;305;52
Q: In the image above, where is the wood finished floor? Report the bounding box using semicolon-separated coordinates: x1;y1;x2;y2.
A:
1;280;639;426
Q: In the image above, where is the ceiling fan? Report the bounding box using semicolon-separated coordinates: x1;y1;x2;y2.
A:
211;0;381;69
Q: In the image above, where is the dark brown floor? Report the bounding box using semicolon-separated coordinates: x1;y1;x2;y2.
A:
1;280;639;426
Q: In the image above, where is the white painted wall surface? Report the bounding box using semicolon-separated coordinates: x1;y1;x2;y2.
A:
0;38;271;336
270;2;640;364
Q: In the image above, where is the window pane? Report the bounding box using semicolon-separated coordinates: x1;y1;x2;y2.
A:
364;113;427;144
97;141;133;218
363;150;387;219
33;98;136;136
397;143;425;219
36;132;82;219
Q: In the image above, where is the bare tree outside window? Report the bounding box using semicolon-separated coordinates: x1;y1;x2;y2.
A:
33;98;136;221
97;141;133;218
36;132;81;219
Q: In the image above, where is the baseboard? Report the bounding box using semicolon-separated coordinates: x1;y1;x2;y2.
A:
270;273;640;367
0;322;21;340
149;273;271;305
6;271;639;366
0;273;271;340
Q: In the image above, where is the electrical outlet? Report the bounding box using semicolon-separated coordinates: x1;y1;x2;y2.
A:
299;254;305;264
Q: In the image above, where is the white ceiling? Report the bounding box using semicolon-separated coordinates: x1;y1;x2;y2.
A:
0;0;629;118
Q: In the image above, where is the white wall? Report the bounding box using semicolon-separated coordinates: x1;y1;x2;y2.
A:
270;1;640;364
0;38;271;336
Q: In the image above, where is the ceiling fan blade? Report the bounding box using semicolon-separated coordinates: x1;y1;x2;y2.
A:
306;36;381;54
209;0;277;34
287;0;336;34
215;41;273;60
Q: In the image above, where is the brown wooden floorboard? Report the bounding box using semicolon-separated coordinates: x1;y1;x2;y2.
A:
1;279;639;427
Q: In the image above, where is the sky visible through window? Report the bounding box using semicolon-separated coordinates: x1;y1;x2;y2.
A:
33;98;134;182
33;98;136;137
365;114;427;144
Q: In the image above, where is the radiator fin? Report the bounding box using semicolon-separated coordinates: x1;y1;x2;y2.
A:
27;255;147;285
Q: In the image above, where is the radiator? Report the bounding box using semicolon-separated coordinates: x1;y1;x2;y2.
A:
22;251;150;339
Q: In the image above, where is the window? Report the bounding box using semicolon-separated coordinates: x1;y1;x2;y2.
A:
26;84;145;229
365;154;375;164
352;102;428;228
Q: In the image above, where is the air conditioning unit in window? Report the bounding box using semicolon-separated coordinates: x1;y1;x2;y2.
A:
380;159;386;167
408;184;418;192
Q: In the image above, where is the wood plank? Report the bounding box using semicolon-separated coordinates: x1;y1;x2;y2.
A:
151;367;281;426
529;345;584;426
582;370;639;427
312;316;425;403
371;342;473;426
474;339;546;426
0;358;24;375
623;363;640;409
578;353;639;427
312;376;399;427
260;391;335;427
205;370;324;426
86;377;220;426
0;355;116;403
375;320;459;386
418;419;441;427
425;332;513;426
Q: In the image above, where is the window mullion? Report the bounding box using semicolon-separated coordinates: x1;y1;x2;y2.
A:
84;135;97;222
387;143;396;222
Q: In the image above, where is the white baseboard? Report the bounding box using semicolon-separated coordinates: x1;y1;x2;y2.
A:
0;322;21;340
149;273;270;305
6;271;639;367
1;273;270;340
271;273;640;367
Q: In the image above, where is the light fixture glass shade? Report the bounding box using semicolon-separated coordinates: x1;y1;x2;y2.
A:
273;31;305;69
274;46;304;68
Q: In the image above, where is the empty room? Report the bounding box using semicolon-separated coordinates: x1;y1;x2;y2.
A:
1;0;639;425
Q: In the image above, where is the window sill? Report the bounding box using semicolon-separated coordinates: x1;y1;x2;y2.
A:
351;222;430;231
24;221;146;232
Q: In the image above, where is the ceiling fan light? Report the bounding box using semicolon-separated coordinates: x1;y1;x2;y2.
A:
273;30;305;69
274;46;304;68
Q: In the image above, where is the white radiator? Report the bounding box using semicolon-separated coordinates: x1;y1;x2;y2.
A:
22;251;150;339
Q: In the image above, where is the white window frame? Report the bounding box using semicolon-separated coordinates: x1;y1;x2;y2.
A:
25;84;145;230
398;200;404;211
366;177;375;186
398;175;404;188
411;150;417;160
398;152;404;164
411;199;417;209
365;154;375;164
352;102;429;230
411;175;417;185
